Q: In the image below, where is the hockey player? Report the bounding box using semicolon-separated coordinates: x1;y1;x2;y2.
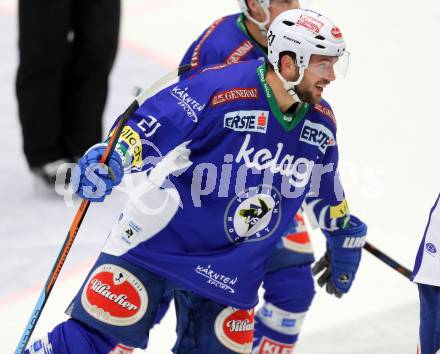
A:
175;1;354;352
413;194;440;354
180;0;300;81
25;9;367;354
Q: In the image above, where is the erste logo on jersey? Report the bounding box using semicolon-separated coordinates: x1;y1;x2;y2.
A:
211;88;258;107
299;119;335;153
214;307;254;353
257;337;295;354
224;110;268;134
224;185;281;243
81;264;148;326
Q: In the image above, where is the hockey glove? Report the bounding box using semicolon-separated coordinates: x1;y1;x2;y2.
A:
71;143;124;202
312;215;367;298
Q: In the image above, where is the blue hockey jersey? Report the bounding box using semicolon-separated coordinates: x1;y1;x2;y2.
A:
179;12;317;268
103;60;347;308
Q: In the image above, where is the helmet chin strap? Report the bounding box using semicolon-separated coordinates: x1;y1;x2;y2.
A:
243;6;270;36
274;66;305;104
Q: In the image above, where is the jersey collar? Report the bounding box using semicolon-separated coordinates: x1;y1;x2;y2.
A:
256;63;309;132
236;14;268;56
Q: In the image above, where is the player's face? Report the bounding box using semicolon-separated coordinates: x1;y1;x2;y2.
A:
268;0;300;27
296;55;337;104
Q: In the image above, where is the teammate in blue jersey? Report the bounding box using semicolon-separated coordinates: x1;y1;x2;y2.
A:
175;1;362;352
25;9;367;354
413;194;440;354
180;0;299;81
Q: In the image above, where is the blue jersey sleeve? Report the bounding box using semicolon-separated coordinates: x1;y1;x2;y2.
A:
179;17;227;80
303;103;350;231
108;76;215;174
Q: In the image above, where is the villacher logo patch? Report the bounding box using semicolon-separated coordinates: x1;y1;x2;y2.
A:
81;264;148;326
214;307;255;353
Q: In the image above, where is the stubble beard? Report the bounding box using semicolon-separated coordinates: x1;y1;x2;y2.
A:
296;85;320;105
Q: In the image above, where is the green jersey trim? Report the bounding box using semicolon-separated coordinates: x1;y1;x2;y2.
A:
256;63;309;132
236;14;268;56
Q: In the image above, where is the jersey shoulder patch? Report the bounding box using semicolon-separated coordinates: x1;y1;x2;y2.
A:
201;61;262;108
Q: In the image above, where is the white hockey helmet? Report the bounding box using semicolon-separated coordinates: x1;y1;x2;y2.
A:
238;0;271;35
267;9;349;98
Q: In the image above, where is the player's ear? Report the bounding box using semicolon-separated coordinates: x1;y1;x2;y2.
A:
278;53;301;83
279;53;297;76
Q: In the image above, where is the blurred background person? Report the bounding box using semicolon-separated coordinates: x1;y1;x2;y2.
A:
16;0;120;189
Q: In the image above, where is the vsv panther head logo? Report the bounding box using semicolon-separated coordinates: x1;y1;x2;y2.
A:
224;185;281;243
238;198;271;232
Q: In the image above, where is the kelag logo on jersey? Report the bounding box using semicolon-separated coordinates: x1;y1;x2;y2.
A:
234;134;314;188
299;119;335;153
224;110;268;134
224;185;281;243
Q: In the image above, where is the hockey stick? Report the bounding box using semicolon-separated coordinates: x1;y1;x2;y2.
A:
14;64;191;354
363;241;412;280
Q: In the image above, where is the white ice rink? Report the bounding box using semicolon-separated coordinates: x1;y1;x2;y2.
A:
1;0;439;353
